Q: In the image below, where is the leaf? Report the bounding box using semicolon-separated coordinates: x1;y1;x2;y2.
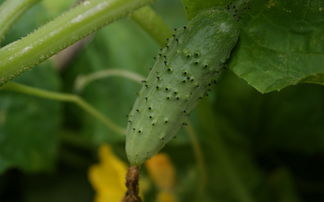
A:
181;0;324;93
230;0;324;93
0;64;62;173
0;4;61;173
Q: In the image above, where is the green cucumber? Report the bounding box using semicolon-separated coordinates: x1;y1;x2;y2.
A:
126;8;240;165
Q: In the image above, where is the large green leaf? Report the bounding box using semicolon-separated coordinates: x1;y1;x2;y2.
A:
230;0;324;93
0;64;62;173
181;0;324;93
0;1;62;173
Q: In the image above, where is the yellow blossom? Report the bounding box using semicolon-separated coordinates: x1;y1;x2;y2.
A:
89;146;177;202
146;153;178;202
146;153;175;190
157;192;178;202
88;145;127;202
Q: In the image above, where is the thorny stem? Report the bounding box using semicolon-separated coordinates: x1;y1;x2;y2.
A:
0;0;154;86
0;82;125;135
0;0;41;44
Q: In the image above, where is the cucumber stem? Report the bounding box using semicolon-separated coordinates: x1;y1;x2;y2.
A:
122;166;142;202
0;0;154;86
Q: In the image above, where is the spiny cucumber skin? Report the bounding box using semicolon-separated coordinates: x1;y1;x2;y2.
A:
126;9;240;165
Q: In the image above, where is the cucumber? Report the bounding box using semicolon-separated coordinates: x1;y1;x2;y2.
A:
126;8;240;165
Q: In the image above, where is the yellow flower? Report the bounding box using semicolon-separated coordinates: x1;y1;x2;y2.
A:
146;153;175;190
146;154;178;202
89;145;127;202
157;192;178;202
89;145;177;202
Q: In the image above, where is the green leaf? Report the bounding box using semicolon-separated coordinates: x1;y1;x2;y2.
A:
0;3;62;173
230;0;324;93
0;64;62;173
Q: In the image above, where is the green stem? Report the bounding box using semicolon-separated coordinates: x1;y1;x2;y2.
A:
0;0;153;86
0;0;41;44
131;6;172;46
184;122;208;193
74;68;145;92
0;82;125;135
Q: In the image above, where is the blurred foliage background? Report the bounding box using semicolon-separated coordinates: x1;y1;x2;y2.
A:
0;0;324;202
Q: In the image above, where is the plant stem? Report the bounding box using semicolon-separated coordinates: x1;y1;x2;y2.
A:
0;82;125;135
0;0;153;86
131;6;172;46
74;68;145;92
0;0;41;44
184;122;208;192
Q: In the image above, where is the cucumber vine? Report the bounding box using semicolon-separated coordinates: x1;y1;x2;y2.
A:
0;0;153;86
